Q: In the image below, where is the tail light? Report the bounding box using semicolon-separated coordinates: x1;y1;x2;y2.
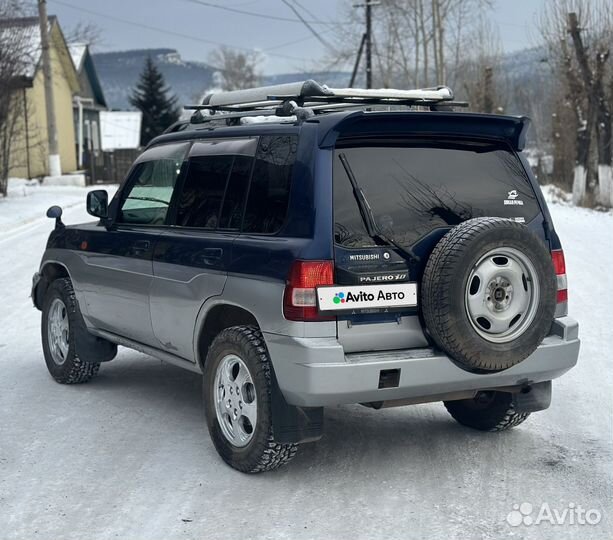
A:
283;260;335;321
551;249;568;316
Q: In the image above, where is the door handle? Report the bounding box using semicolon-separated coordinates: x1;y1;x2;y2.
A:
199;248;223;265
132;240;151;254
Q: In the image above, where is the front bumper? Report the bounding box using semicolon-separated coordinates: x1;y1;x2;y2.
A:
265;317;580;407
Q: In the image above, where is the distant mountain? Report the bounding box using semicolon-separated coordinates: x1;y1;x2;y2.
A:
92;48;352;110
93;49;215;110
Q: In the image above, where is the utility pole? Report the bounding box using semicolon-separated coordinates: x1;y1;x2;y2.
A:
365;0;373;89
353;1;380;89
38;0;61;177
349;33;366;88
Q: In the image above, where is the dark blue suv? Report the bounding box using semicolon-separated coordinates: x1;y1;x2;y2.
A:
32;82;579;473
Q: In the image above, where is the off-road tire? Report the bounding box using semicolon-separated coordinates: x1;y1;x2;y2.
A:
203;325;298;473
444;391;530;431
41;278;100;384
421;217;557;372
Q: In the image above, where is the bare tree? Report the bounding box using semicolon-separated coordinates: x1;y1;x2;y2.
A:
208;46;262;92
539;0;612;207
567;7;612;206
549;91;576;190
0;1;36;196
458;16;505;113
326;0;492;89
64;21;103;47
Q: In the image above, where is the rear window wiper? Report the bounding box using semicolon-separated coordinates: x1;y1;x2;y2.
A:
338;153;420;264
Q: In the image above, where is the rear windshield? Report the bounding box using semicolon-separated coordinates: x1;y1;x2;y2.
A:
333;141;540;248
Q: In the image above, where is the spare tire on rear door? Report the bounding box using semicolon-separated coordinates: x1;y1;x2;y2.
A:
421;217;556;372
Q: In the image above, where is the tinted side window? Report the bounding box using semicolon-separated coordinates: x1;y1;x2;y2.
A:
176;155;233;228
118;144;188;225
219;155;253;229
242;135;297;234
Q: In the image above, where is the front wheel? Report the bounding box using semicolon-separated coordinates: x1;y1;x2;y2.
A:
41;278;100;384
203;326;298;473
444;391;530;431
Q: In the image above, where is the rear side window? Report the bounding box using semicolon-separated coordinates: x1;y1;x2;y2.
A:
175;139;256;229
242;135;297;234
176;155;233;228
219;155;253;229
334;142;541;248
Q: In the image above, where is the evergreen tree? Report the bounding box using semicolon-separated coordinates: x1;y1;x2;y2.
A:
129;57;180;145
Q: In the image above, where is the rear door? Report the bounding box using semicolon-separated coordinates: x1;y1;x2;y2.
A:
79;142;189;346
332;139;543;353
149;138;257;360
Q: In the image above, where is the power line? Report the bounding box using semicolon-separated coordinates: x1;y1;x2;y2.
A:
290;0;333;27
184;0;336;25
280;0;337;52
264;26;337;52
50;0;313;62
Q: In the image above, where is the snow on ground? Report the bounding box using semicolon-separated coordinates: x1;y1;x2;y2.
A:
0;179;115;239
0;185;611;540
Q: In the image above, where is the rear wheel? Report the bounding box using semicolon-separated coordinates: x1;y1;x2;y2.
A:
444;391;530;431
41;278;100;384
203;326;298;473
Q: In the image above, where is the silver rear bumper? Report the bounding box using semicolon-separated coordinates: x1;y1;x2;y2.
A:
265;317;580;407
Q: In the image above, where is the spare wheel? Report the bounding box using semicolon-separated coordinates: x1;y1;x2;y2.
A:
421;217;557;372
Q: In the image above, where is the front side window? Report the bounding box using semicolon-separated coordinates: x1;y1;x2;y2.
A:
118;143;188;225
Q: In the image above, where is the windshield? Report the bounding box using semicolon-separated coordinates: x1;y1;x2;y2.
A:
333;142;540;249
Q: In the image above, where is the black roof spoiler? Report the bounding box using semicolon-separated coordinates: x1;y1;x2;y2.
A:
317;111;531;151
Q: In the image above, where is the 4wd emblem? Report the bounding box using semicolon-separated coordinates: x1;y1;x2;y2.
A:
359;273;407;283
504;190;524;206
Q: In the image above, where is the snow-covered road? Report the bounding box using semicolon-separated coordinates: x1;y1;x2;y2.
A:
0;194;611;539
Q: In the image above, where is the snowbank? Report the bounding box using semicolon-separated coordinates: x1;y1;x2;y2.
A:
541;183;613;213
541;184;574;207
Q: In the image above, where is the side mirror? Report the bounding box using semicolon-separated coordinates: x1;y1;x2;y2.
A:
46;205;64;229
87;190;108;219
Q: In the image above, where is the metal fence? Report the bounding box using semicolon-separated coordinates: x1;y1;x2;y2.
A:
84;148;141;185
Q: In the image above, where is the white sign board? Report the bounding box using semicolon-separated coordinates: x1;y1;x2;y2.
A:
100;111;142;150
317;283;418;312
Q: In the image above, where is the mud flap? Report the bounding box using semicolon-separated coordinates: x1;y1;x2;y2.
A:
511;381;552;413
73;303;117;363
270;368;324;444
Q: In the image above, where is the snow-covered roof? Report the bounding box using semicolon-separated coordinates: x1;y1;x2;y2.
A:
0;15;78;93
69;42;87;71
0;16;56;79
100;111;142;150
67;42;107;107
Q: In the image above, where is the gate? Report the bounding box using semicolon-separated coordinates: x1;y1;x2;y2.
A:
85;148;142;185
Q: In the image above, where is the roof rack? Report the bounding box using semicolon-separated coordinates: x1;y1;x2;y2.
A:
183;79;467;126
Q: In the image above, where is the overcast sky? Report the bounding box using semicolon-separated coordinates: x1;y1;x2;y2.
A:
47;0;546;74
